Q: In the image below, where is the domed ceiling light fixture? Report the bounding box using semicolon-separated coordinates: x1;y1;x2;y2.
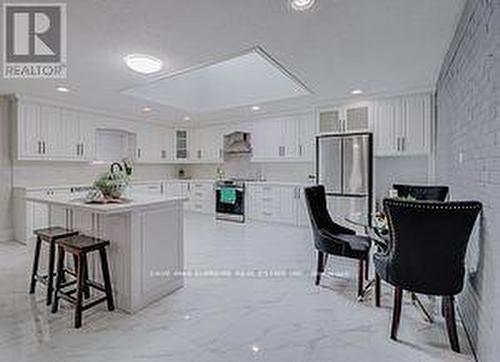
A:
290;0;316;11
124;54;163;74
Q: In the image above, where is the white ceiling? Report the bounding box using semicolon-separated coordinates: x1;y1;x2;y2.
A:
0;0;465;125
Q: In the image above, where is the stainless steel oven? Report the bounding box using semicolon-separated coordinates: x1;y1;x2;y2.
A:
215;180;245;223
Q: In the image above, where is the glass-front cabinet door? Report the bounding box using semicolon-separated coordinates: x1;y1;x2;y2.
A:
175;129;188;160
317;102;372;134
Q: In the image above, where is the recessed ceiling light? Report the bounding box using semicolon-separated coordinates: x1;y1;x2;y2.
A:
251;105;261;111
351;89;363;95
183;116;191;121
142;106;152;113
290;0;316;11
56;86;70;93
251;345;260;353
124;54;163;74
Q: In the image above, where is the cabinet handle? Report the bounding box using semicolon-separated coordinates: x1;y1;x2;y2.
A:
43;141;46;154
81;143;84;156
396;137;400;152
37;141;42;154
298;144;303;157
401;137;405;152
279;146;285;157
137;148;141;158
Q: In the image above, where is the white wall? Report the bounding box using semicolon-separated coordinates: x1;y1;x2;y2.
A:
185;160;314;183
0;97;13;241
12;161;177;187
374;155;430;207
435;0;500;360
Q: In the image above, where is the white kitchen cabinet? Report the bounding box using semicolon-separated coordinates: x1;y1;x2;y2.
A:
318;108;342;134
373;93;431;156
160;128;175;162
135;124;163;163
136;126;174;163
281;118;298;160
317;102;372;134
16;101;93;161
297;116;316;162
252;118;281;161
76;112;96;161
189;127;220;163
252;118;299;162
17;101;42;159
201;125;224;163
42;105;75;159
246;184;299;225
13;187;72;244
402;94;431;155
127;182;163;196
60;109;81;160
188;181;215;214
164;181;189;198
374;98;399;156
295;186;310;227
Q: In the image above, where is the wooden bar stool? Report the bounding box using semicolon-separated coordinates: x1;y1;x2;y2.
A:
51;234;115;328
29;227;79;305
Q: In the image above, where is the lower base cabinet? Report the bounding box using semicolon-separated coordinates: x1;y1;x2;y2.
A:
246;184;309;227
164;181;215;215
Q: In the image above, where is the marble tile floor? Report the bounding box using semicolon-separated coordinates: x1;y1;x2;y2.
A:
0;213;474;362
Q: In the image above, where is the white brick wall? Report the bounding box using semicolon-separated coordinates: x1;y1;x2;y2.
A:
435;0;500;360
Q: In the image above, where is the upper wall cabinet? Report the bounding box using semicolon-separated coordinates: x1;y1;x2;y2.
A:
15;99;176;164
252;118;282;161
297;116;316;162
373;93;431;156
135;124;164;164
15;101;96;161
317;102;372;134
402;94;432;155
252;114;315;162
160;128;175;162
188;125;224;164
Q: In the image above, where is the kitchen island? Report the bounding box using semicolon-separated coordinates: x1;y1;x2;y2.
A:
25;193;186;313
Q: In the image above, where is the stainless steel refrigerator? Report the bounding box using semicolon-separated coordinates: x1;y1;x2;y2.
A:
316;132;373;228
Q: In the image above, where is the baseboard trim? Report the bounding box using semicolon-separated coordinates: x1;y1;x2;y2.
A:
0;228;14;242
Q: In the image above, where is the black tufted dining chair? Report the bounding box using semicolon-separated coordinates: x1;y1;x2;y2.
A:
304;185;372;298
374;199;481;352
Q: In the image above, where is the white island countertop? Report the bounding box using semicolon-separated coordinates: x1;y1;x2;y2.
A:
26;194;187;215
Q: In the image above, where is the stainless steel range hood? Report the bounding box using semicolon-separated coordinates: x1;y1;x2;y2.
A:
223;131;252;155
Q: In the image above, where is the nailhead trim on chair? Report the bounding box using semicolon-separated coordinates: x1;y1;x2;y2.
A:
383;200;482;252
